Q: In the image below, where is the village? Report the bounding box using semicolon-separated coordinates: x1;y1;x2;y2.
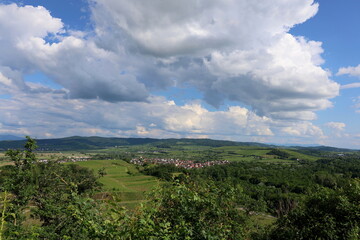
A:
38;156;92;163
130;157;230;169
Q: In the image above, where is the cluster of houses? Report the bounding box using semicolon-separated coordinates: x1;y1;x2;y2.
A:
38;156;92;163
60;156;92;163
130;157;229;169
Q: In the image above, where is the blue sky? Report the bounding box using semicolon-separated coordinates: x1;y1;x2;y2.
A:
290;0;360;144
0;0;359;148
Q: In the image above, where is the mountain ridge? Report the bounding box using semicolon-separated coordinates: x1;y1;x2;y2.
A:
0;136;358;152
0;135;25;141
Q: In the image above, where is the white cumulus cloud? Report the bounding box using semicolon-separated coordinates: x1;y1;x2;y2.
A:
90;0;339;120
341;82;360;89
0;3;149;102
91;0;319;56
337;64;360;77
325;122;346;131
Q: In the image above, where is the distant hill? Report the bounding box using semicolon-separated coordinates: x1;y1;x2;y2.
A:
289;145;359;157
0;136;270;151
0;136;357;152
0;136;158;151
147;138;270;148
294;146;356;152
0;135;25;141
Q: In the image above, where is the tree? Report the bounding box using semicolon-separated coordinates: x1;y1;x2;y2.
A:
266;149;290;159
0;137;102;239
270;179;360;240
126;177;249;239
5;136;38;169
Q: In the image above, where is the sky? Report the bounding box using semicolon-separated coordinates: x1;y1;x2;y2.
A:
0;0;359;148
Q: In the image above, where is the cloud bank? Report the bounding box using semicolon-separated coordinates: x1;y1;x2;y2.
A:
0;86;325;144
90;0;339;120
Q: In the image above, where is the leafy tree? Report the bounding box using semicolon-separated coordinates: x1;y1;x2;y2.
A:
270;179;360;240
266;149;290;159
0;137;102;239
126;177;249;239
5;136;38;169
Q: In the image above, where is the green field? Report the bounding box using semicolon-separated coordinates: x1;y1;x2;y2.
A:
72;160;159;207
0;161;11;167
213;146;319;162
97;144;320;163
68;145;321;209
0;152;11;167
1;142;321;208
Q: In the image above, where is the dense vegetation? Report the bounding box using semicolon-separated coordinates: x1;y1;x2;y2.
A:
0;137;359;239
141;156;360;217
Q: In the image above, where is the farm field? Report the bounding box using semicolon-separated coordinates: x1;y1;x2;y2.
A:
212;146;319;162
96;144;320;163
0;152;11;167
72;160;159;207
0;161;11;167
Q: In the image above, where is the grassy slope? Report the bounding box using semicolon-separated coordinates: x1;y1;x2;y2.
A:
209;146;319;162
0;161;11;167
0;153;11;167
72;160;159;207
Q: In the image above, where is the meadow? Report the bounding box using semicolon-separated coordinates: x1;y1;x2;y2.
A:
97;144;320;163
71;160;159;207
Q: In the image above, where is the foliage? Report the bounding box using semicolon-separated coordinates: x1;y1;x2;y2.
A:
0;191;11;240
5;136;38;169
266;149;290;159
0;137;101;239
269;179;360;240
125;177;249;239
182;157;360;217
142;164;183;181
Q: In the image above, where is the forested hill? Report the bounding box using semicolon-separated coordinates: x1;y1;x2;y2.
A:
0;134;25;141
0;136;157;151
0;136;270;151
0;136;357;152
